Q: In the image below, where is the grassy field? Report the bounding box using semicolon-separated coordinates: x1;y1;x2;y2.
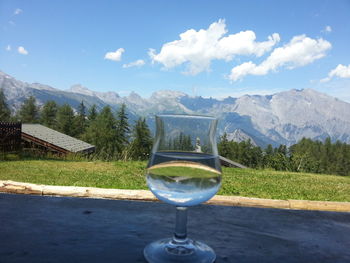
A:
0;159;349;202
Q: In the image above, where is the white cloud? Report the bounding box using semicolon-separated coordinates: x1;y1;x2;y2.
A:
324;25;332;33
14;8;23;15
17;46;28;55
104;48;124;62
122;59;145;68
229;35;331;82
320;64;350;82
149;19;280;75
5;45;11;51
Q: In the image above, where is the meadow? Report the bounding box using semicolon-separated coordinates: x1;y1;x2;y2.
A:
0;159;349;202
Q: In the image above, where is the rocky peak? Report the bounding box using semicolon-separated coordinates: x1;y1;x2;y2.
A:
227;129;257;146
69;84;94;96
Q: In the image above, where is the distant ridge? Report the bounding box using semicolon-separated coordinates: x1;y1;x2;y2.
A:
1;70;350;147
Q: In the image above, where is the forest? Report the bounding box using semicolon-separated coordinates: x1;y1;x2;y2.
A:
1;89;349;176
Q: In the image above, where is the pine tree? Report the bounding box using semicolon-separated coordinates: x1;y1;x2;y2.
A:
262;144;274;168
265;144;274;155
0;88;11;121
251;146;263;168
183;135;193;151
277;144;287;156
322;137;333;173
40;100;58;128
88;104;98;122
82;106;119;159
19;96;39;123
218;133;230;157
73;101;87;137
130;117;153;160
116;103;130;149
56;104;75;136
239;141;252;166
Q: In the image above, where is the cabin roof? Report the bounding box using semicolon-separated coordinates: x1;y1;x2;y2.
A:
22;124;95;153
219;155;247;168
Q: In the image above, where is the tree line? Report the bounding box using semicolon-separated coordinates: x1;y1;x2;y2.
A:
1;89;349;175
218;133;350;176
0;90;153;160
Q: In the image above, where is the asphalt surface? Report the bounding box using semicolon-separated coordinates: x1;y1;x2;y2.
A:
0;193;349;263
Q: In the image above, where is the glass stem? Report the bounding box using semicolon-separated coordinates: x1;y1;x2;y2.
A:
173;206;188;243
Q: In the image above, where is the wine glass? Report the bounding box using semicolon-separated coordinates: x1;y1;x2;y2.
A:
144;114;222;263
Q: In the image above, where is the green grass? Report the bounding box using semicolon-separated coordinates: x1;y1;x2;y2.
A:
0;159;349;202
220;168;350;202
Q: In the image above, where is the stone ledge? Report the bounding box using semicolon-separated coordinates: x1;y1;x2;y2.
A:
1;180;349;212
205;195;291;209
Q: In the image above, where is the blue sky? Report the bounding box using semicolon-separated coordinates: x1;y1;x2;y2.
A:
1;0;350;101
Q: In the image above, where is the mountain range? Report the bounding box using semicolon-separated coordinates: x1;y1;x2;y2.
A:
1;70;350;147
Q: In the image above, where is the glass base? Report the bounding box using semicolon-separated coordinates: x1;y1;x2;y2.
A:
144;237;216;263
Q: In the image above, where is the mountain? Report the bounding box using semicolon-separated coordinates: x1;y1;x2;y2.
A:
226;129;257;146
69;84;122;105
1;70;350;147
0;71;108;112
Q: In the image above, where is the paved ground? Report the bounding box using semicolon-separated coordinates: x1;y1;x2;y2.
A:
0;193;349;263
